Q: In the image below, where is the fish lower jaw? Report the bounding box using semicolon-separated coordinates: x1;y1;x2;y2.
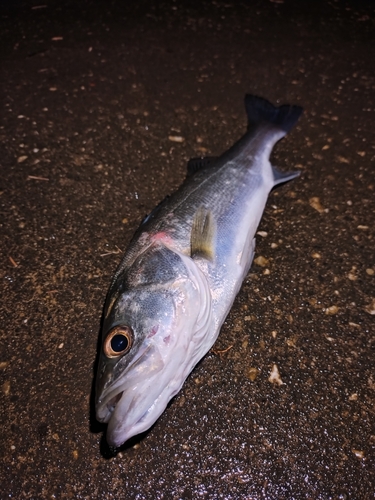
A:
96;387;154;446
105;403;154;448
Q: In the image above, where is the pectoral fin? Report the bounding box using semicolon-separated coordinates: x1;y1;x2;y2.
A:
191;207;216;261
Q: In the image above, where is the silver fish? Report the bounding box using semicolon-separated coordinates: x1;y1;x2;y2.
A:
95;95;302;447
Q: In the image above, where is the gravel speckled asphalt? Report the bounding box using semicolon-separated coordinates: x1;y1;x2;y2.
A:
1;1;374;498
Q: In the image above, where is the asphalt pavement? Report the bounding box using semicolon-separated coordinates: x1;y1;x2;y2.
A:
1;0;374;498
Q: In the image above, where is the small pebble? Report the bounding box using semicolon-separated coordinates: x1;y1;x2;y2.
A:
3;381;10;396
309;197;325;213
337;156;350;164
268;364;284;385
349;322;360;328
364;298;375;315
325;305;339;315
348;267;357;281
254;256;269;267
168;135;184;143
352;449;365;459
247;367;259;381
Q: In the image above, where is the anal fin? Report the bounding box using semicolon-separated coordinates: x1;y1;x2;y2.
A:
272;166;300;187
191;207;216;261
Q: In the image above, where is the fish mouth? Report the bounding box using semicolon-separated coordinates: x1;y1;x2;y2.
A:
96;341;170;447
102;387;164;448
96;339;196;448
95;342;154;423
105;391;123;418
101;389;151;425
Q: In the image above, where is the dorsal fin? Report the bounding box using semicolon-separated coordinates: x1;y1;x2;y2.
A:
191;207;216;261
141;195;171;225
187;156;217;177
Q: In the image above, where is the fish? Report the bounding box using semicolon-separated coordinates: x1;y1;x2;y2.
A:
95;94;303;448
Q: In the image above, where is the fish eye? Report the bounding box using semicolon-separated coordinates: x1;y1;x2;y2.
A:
104;325;133;358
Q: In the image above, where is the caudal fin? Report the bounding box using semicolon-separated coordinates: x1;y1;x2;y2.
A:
244;94;303;133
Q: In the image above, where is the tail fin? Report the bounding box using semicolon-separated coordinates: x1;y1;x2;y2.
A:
244;94;303;133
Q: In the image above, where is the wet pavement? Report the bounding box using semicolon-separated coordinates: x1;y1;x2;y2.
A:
1;0;375;498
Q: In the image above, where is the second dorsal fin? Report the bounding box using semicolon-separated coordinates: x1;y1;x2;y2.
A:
187;156;217;177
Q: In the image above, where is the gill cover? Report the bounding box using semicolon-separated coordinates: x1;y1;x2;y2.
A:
95;244;213;447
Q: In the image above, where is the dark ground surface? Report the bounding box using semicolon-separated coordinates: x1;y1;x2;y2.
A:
1;0;375;498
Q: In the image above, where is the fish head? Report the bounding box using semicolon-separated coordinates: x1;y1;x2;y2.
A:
95;244;212;448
